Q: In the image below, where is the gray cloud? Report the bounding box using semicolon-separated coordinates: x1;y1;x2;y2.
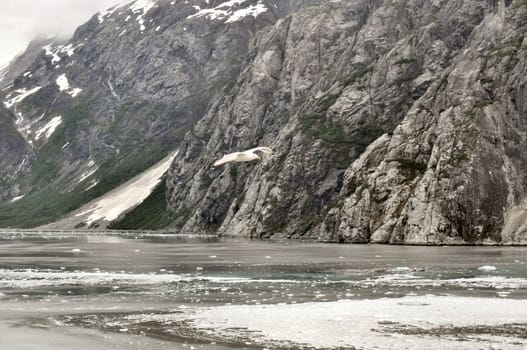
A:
0;0;124;66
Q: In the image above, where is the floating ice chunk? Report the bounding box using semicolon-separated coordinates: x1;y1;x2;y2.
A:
72;248;81;252
478;265;497;272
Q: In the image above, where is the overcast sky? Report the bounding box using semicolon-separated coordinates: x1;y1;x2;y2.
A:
0;0;125;66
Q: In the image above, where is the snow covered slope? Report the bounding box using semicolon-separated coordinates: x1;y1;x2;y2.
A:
40;151;177;229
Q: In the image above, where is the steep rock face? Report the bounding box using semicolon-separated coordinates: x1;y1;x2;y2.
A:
320;1;527;245
0;104;33;201
167;0;527;244
0;0;316;226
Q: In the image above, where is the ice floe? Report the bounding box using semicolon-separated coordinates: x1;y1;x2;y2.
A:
172;296;527;349
478;265;497;272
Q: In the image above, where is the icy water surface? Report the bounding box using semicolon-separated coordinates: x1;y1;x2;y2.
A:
0;231;526;349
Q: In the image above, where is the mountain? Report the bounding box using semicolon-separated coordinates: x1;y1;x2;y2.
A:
166;0;527;244
1;0;526;244
0;0;317;228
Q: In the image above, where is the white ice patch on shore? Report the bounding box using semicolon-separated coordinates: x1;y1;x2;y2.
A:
56;74;82;98
74;152;177;225
187;0;268;23
3;87;42;108
34;116;62;140
174;296;527;349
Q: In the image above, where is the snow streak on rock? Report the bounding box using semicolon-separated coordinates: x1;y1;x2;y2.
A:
34;116;62;140
74;152;177;225
43;44;76;64
187;0;268;23
3;87;42;108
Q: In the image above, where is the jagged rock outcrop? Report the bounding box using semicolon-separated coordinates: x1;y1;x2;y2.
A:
0;37;59;89
320;0;527;245
0;103;33;201
167;0;527;244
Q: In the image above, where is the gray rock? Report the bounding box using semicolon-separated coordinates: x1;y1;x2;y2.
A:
167;0;527;244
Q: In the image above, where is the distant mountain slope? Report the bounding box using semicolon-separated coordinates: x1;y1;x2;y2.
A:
0;0;317;228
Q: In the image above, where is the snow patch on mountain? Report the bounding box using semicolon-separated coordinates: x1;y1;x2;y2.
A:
187;0;268;23
225;2;267;23
3;87;42;109
34;116;62;140
43;44;76;64
130;0;157;31
74;152;177;225
56;74;82;98
98;4;125;23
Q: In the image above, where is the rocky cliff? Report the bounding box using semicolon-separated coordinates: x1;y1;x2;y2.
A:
0;0;315;228
166;0;527;244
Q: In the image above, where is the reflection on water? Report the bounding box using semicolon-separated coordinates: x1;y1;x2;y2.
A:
0;231;526;349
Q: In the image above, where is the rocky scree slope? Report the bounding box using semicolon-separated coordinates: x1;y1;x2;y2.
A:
166;0;527;244
0;0;315;228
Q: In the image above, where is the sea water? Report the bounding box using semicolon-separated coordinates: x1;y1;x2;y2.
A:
0;231;526;349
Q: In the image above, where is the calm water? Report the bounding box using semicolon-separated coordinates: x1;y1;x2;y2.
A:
0;231;526;349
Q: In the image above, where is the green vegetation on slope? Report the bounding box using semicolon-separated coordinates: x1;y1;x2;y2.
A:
107;179;171;230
